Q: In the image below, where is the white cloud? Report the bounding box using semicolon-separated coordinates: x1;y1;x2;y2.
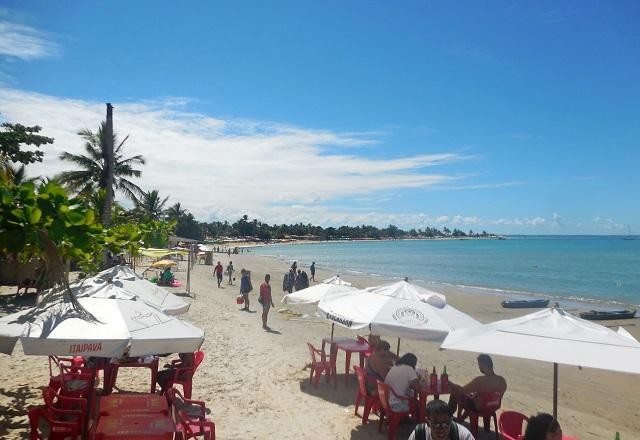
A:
0;21;59;60
551;212;564;227
592;216;624;231
0;88;470;224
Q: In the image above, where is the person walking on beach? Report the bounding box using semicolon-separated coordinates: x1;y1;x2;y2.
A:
239;269;252;311
259;274;275;330
226;261;234;285
214;261;224;288
310;262;316;282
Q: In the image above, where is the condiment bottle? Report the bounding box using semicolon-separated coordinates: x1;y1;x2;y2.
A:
441;365;448;388
429;366;437;390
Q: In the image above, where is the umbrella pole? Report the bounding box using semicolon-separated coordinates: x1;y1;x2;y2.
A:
396;338;401;357
553;363;558;419
186;247;191;295
330;323;334;341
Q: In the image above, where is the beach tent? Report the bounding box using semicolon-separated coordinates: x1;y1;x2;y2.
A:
69;265;190;315
440;306;640;418
317;280;479;343
283;277;357;305
0;286;204;357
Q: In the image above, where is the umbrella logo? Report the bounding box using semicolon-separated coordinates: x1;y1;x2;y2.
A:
392;307;426;325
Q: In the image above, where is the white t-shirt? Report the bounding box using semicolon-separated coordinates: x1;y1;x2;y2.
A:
407;422;475;440
384;364;418;409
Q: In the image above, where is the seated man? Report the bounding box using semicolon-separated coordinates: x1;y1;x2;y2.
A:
409;399;475;440
447;353;507;415
384;353;421;413
364;339;396;395
157;352;195;394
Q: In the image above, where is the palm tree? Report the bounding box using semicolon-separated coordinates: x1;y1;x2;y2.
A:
57;121;145;204
135;189;169;220
0;162;38;185
165;202;188;221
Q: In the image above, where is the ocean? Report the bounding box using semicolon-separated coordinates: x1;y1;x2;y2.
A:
251;236;640;308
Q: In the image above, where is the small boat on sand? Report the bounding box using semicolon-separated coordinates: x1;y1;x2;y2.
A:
501;299;550;309
579;309;637;320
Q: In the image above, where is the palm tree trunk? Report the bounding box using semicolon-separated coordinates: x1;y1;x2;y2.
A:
101;103;114;226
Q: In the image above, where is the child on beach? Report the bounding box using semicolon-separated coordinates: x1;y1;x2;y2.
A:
214;261;223;288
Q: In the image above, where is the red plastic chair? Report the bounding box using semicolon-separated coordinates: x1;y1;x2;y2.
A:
353;365;380;424
356;336;374;358
376;380;413;440
306;342;336;388
457;391;503;439
42;386;88;414
165;351;205;399
499;410;529;440
28;403;84;440
167;388;215;440
55;363;95;399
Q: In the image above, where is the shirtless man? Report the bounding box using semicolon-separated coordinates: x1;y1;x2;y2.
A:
447;354;507;414
364;339;396;394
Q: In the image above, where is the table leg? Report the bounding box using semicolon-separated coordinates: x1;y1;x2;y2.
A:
344;351;352;387
150;359;159;393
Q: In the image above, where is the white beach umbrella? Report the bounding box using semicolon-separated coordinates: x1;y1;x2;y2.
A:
283;279;358;305
440;306;640;418
321;275;353;286
317;280;479;342
69;265;190;315
0;286;204;357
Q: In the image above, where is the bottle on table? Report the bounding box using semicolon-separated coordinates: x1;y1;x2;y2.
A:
429;366;437;390
441;365;448;388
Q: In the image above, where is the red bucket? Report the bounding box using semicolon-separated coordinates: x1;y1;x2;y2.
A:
236;296;244;304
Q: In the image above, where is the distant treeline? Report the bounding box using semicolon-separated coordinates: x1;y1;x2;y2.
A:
177;214;496;241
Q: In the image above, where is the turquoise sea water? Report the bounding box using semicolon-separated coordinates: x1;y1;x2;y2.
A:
251;236;640;307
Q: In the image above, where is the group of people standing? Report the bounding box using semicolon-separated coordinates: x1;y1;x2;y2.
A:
282;261;315;293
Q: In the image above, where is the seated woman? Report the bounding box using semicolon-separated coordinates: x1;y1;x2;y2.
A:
384;353;421;414
157;352;195;394
524;413;563;440
160;267;175;286
364;340;396;395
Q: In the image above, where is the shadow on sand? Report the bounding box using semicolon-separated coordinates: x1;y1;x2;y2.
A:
0;292;37;315
0;384;40;439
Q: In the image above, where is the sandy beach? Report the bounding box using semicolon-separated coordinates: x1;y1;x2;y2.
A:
1;252;639;439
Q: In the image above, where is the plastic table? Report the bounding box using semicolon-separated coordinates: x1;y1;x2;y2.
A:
97;394;169;415
417;379;450;422
103;357;159;394
322;337;371;387
92;413;175;440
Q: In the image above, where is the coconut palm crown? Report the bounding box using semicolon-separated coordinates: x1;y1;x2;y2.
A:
57;121;145;203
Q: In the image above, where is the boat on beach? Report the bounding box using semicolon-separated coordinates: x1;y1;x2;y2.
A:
501;299;550;309
579;309;637;320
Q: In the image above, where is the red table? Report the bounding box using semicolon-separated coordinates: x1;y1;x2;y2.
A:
322;337;371;387
417;379;450;422
92;413;175;440
97;394;169;415
103;357;159;394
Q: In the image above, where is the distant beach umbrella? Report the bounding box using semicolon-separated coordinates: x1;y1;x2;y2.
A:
440;306;640;419
283;283;357;305
321;275;353;286
150;259;178;269
69;265;190;315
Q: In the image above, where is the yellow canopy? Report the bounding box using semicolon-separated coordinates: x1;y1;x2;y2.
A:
150;259;178;269
140;248;189;258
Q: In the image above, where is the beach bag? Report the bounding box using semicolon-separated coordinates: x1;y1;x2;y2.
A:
236;295;244;305
258;295;264;305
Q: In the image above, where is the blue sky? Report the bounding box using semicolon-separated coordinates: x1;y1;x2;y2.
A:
0;1;639;234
